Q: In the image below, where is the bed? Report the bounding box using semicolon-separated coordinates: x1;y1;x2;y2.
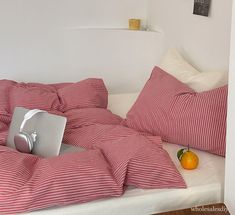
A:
26;92;225;215
0;49;227;215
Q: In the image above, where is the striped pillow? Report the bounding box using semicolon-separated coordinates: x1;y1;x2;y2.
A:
123;67;228;156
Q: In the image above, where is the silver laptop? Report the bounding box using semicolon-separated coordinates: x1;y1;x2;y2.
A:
7;107;84;157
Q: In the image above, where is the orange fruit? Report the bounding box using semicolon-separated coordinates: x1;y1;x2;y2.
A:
177;147;199;170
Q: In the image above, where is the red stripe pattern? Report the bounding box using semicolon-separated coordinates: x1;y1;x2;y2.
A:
57;79;108;111
0;78;108;115
123;67;228;156
0;146;122;214
0;77;186;214
93;131;185;189
64;118;185;189
0;120;186;214
64;108;122;129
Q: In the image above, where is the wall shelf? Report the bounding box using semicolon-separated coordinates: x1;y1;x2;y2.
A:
63;27;163;34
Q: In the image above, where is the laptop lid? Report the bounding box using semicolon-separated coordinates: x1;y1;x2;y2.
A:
7;107;67;158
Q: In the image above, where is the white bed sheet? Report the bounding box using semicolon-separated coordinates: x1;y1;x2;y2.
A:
108;93;139;118
28;93;225;214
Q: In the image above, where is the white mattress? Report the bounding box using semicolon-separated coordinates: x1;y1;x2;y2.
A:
28;93;225;214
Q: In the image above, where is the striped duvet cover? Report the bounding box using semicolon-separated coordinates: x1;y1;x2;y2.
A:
0;79;186;214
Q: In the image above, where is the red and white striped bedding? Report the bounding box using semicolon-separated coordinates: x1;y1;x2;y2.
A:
0;78;108;116
0;147;122;214
0;79;186;214
123;67;228;156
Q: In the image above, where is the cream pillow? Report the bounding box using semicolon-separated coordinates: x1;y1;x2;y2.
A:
160;49;228;92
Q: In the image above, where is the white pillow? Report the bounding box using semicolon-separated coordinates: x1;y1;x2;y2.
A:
160;49;228;92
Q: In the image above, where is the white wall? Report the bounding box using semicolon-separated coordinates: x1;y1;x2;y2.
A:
0;0;147;33
0;0;163;93
2;0;232;93
147;0;232;73
225;1;235;213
